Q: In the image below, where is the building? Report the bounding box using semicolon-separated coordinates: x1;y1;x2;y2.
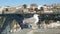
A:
16;5;29;14
3;6;16;14
42;5;53;13
0;6;10;14
0;7;4;14
52;4;60;13
28;4;38;13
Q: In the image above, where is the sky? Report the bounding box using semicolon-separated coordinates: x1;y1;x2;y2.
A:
0;0;60;6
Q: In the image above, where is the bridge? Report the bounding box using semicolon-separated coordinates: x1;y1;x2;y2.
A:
0;13;60;34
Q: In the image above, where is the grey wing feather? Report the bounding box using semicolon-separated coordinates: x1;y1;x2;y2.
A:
23;17;36;24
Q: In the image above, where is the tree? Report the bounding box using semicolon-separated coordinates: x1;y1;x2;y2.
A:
45;20;49;24
40;7;44;11
35;8;38;12
6;8;8;11
23;4;27;9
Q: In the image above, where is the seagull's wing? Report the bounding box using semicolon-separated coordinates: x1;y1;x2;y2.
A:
23;17;37;24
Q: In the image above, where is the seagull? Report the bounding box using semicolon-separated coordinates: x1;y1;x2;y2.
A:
23;14;39;24
23;14;39;29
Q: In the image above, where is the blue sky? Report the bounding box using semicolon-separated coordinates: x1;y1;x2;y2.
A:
0;0;60;6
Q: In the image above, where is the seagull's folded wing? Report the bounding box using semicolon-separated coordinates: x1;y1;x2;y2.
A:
23;17;37;24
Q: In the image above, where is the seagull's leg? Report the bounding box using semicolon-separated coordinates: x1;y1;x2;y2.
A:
32;23;38;29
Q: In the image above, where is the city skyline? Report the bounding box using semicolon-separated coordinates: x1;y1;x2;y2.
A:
0;0;60;6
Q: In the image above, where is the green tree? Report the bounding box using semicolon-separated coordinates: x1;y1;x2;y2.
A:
40;7;44;11
35;8;38;12
45;20;49;24
23;4;27;9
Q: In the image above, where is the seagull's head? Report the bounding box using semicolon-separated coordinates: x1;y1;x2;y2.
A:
33;14;39;17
